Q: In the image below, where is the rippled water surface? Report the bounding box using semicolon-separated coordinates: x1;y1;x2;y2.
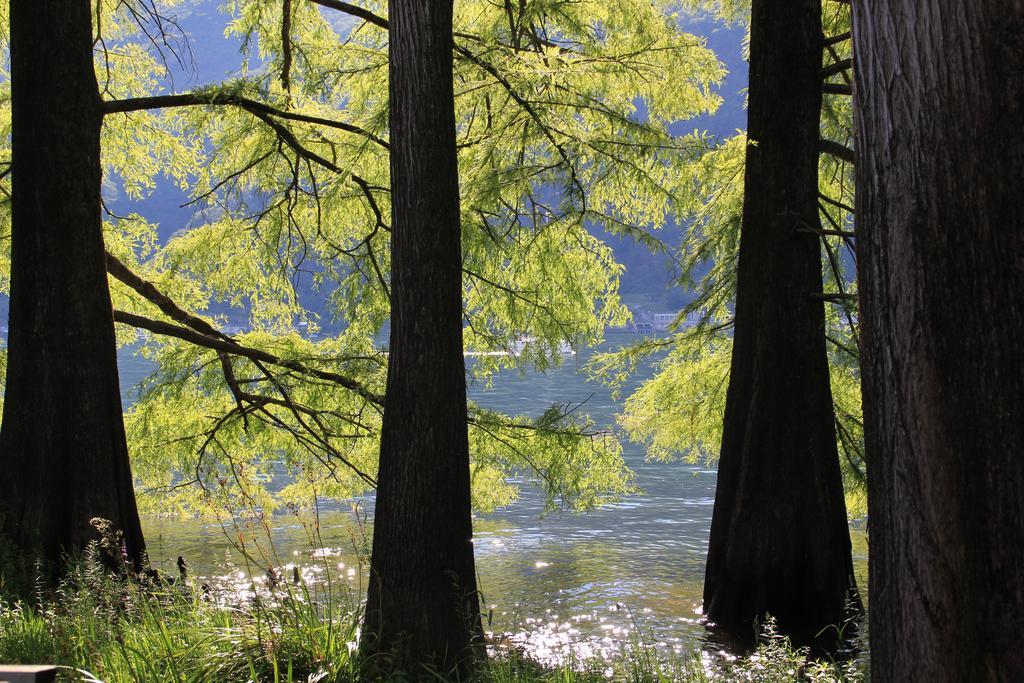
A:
119;331;868;665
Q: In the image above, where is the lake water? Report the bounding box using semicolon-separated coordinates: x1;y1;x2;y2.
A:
119;330;868;665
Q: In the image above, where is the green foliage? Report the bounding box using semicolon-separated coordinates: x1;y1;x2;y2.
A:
0;0;858;517
617;335;731;464
468;403;637;514
675;0;750;25
1;0;734;516
124;330;387;515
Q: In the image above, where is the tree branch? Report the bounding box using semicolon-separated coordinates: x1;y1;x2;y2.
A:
820;138;855;164
112;311;383;405
820;192;855;214
308;0;388;29
307;0;563;53
106;251;229;341
823;31;851;47
281;0;293;94
810;293;857;302
454;44;586;209
821;57;853;80
795;227;856;239
823;83;852;96
826;334;858;360
102;92;389;150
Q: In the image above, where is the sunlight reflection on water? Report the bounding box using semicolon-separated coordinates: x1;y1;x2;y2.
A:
142;505;866;671
126;331;868;669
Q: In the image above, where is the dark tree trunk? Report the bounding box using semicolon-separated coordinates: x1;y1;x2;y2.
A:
359;0;483;678
853;2;1024;680
702;0;859;648
0;1;145;573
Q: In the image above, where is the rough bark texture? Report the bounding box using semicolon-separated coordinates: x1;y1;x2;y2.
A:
703;0;859;648
0;0;145;573
359;0;483;678
853;2;1024;680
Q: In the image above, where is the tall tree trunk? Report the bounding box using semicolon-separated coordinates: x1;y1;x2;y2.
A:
0;0;145;573
853;2;1024;679
359;0;483;677
702;0;859;647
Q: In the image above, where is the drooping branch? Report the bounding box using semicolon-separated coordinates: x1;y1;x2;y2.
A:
236;354;379;488
114;309;384;405
108;251;384;489
110;261;608;497
827;51;851;88
102;92;390;150
826;334;858;360
115;0;195;77
818;202;857;253
462;266;574;341
107;247;382;404
246;106;344;173
819;224;861;353
106;251;230;341
819;192;855;214
834;415;866;483
115;307;598;490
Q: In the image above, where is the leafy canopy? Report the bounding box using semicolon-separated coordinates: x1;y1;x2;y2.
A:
0;0;727;517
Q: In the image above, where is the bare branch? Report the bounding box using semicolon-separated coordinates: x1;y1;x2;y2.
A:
810;293;858;302
820;138;855;164
795;226;856;239
819;192;855;214
821;57;853;80
823;31;851;47
823;83;852;96
281;0;293;94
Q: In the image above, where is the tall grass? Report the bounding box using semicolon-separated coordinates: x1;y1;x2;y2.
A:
0;546;361;682
0;545;864;682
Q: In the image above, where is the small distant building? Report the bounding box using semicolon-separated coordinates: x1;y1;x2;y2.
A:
630;309;704;334
651;313;677;331
632;321;656;334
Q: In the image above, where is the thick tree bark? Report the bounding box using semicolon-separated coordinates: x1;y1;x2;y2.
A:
702;0;859;648
853;2;1024;680
0;1;145;573
359;0;483;678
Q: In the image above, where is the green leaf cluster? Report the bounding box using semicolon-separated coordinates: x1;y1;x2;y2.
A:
0;0;728;516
